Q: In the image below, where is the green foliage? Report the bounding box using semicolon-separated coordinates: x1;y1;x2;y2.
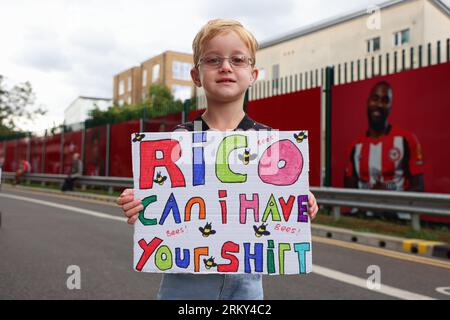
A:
0;74;46;138
86;84;197;128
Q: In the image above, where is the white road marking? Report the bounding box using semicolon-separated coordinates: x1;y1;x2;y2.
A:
0;192;127;223
0;192;438;300
313;265;436;300
436;287;450;296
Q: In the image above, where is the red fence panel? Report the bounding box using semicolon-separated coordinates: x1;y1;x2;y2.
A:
109;120;140;177
45;134;62;174
30;137;44;173
85;126;107;176
4;141;16;172
144;112;182;132
247;88;322;187
17;138;28;168
0;141;5;168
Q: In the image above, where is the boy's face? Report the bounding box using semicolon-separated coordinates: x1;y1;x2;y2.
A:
191;31;258;104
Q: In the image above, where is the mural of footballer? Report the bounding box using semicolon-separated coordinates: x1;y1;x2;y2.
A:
344;81;424;192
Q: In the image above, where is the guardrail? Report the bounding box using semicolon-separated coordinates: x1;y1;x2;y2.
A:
0;172;133;191
1;172;449;231
310;187;450;231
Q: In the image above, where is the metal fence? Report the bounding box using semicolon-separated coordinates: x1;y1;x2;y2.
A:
245;37;450;101
2;172;449;231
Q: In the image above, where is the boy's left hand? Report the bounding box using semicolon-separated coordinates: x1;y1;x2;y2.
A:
308;191;318;221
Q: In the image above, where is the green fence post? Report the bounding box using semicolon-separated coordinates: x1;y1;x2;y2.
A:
105;124;110;177
428;43;432;65
437;40;441;64
402;49;406;70
60;125;64;175
344;63;347;83
418;45;423;67
394;51;398;73
81;123;85;175
42;129;47;176
378;55;382;76
324;66;334;187
350;62;354;82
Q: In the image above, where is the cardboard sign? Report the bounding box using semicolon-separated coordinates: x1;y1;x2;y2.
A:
132;130;312;275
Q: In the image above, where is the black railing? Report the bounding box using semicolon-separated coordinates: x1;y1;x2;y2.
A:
247;37;449;101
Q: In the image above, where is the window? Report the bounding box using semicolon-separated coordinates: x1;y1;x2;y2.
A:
127;96;132;105
118;99;124;107
172;61;192;81
118;80;124;95
128;76;132;92
367;37;381;53
142;69;147;87
272;64;280;89
152;64;160;83
394;29;410;47
171;85;192;102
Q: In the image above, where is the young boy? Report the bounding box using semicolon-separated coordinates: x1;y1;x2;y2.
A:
117;19;318;300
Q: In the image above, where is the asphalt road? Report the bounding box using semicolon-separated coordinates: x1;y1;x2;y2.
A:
1;186;449;300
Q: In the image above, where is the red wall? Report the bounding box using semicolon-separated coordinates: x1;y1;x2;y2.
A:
109;120;140;177
0;141;5;168
30;138;44;173
17;138;28;168
331;62;450;194
84;126;107;176
45;134;61;173
247;88;322;187
144;112;182;132
4;141;16;172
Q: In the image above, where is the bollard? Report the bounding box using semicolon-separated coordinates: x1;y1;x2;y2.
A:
411;213;421;231
332;206;341;221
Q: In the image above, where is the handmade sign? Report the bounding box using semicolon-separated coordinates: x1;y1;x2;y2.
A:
132;130;312;275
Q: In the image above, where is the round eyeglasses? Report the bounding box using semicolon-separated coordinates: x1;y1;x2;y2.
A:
197;55;254;68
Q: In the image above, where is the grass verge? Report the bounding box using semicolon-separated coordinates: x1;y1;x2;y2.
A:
315;210;450;243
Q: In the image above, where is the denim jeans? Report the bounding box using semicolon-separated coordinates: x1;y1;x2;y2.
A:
156;273;264;300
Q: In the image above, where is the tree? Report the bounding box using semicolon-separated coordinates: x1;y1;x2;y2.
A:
0;75;46;136
86;84;196;127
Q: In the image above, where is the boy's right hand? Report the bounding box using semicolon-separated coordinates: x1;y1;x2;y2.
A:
116;188;143;225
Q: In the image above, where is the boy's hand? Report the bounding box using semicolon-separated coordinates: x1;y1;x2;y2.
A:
116;188;143;225
308;191;318;221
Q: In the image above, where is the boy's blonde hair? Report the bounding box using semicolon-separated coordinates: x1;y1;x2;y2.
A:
192;19;258;67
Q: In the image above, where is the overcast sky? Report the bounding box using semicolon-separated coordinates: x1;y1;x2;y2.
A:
1;0;448;134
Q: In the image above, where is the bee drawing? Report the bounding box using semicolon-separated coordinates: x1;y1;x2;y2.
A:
153;172;167;185
199;222;216;237
203;257;218;270
253;223;271;237
293;132;308;143
132;133;145;142
238;149;257;165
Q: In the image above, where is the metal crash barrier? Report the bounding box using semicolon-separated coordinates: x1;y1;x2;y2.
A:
1;172;449;231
